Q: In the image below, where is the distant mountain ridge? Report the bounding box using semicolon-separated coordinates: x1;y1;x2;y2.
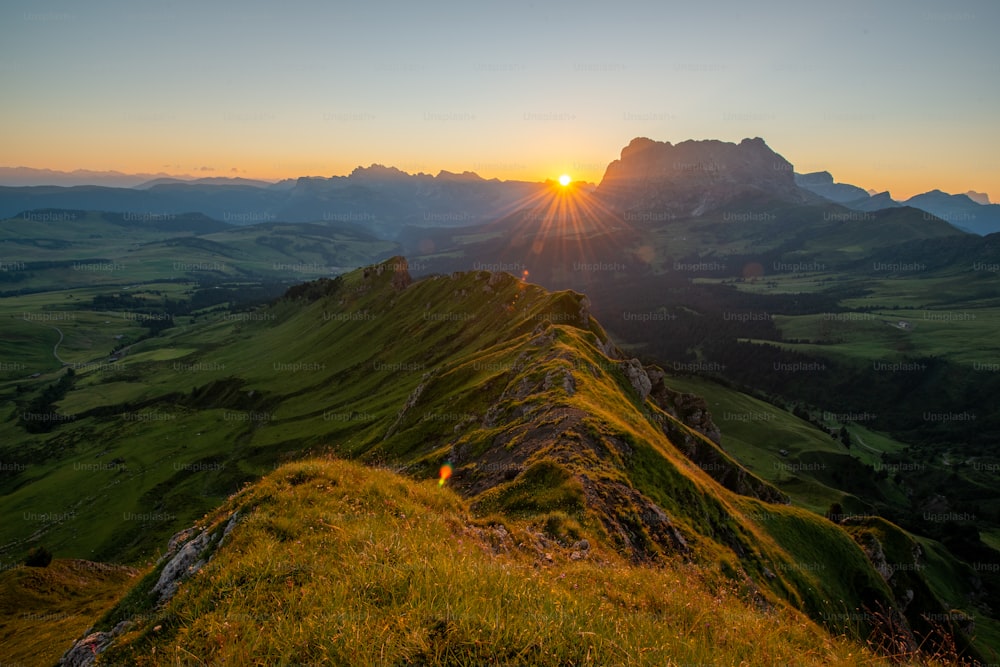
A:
965;190;991;205
794;171;871;204
0;167;188;188
0;167;545;238
903;190;1000;235
134;176;280;189
5;139;998;235
795;171;1000;235
596;137;817;217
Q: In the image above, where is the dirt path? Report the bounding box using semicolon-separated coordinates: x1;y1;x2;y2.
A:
22;317;67;364
853;434;883;455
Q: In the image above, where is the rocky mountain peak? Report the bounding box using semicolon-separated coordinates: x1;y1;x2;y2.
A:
619;136;663;160
436;169;485;182
596;137;812;218
965;190;991;205
349;164;413;180
795;171;835;186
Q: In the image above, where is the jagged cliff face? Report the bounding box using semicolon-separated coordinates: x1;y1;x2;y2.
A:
358;269;773;561
794;171;872;204
596;137;813;217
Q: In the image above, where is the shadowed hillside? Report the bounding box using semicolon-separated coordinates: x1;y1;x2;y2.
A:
0;258;986;663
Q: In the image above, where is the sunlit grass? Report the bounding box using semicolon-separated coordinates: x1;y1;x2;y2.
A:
101;458;894;666
0;559;140;666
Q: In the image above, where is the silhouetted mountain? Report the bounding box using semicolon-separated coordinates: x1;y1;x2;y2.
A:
795;171;871;204
133;176;277;189
595;137;818;218
0;168;546;238
846;191;901;212
0;167;179;188
965;190;991;205
280;167;544;236
902;190;1000;235
796;176;1000;235
0;185;186;221
8;148;995;238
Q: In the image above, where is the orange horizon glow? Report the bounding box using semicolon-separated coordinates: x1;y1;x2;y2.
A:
478;172;638;276
0;160;606;189
1;123;993;200
2;3;995;205
0;157;992;202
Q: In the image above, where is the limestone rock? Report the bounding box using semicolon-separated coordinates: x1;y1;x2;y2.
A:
597;137;814;219
623;359;651;401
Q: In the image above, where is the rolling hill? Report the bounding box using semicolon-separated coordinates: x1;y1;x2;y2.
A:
0;210;400;294
56;458;896;666
1;259;990;663
0;168;547;239
3;136;998;664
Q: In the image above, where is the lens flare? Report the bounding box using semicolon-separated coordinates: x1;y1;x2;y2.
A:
438;462;453;486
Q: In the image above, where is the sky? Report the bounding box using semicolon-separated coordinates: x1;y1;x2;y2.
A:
1;0;998;199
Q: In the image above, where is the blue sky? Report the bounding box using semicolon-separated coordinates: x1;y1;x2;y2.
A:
1;0;997;197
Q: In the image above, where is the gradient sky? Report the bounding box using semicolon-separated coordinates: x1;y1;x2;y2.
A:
2;0;998;199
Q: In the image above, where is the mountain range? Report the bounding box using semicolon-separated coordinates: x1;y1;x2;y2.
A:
1;136;998;665
596;136;818;217
1;259;987;664
0;167;209;189
794;171;1000;235
3;140;998;236
0;167;546;239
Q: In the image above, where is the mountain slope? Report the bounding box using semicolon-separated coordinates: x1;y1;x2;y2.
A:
0;559;139;666
4;258;982;662
596;137;818;217
0;167;180;188
0;169;547;238
0;210;400;292
902;190;1000;236
71;458;891;666
795;171;872;204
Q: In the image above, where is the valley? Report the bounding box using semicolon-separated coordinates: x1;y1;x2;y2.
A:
1;136;998;665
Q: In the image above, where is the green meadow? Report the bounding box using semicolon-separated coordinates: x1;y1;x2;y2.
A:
1;260;990;661
0;211;399;293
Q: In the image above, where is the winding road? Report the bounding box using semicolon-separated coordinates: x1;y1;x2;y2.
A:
853;433;883;455
22;317;67;365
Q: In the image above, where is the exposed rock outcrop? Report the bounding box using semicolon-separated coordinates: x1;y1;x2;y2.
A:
646;367;721;444
794;170;871;204
596;137;815;218
58;622;130;667
623;358;652;401
643;366;787;504
59;513;240;666
385;371;434;438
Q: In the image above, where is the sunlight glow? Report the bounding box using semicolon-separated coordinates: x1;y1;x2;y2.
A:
484;169;636;285
558;174;572;187
438;462;453;486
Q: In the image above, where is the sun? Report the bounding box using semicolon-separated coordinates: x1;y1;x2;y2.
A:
558;174;572;187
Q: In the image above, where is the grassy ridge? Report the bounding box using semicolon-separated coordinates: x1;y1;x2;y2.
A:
0;559;139;665
97;458;892;666
0;259;988;661
0;211;399;293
